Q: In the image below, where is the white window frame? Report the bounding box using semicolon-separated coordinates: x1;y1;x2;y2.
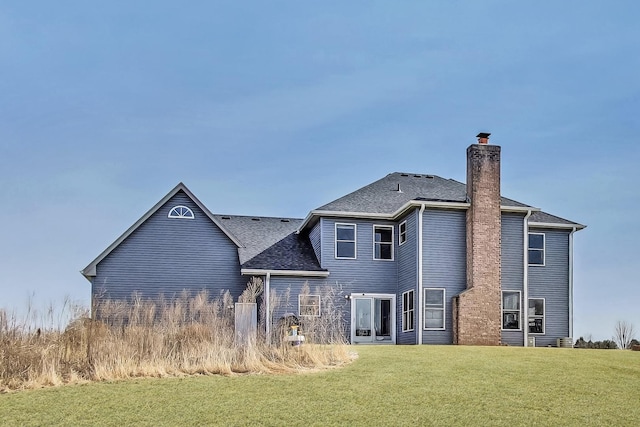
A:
402;290;415;332
528;232;545;266
298;294;321;317
168;205;195;219
424;288;446;331
335;223;357;259
373;225;394;261
528;298;546;335
502;290;522;331
399;221;407;246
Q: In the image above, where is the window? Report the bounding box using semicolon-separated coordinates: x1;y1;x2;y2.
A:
399;221;407;246
528;233;545;266
299;294;320;317
373;225;393;260
528;298;545;334
335;223;356;259
168;205;194;219
424;288;445;330
502;291;521;330
402;290;414;332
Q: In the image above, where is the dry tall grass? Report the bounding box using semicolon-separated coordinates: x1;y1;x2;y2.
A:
0;286;351;392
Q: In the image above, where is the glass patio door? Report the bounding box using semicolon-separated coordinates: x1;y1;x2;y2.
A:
352;296;393;344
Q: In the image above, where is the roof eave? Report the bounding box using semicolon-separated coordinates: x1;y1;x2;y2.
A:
241;269;330;277
297;201;541;233
529;221;587;230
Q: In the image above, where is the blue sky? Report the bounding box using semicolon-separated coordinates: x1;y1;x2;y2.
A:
1;2;638;340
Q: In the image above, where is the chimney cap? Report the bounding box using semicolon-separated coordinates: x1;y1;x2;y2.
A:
476;132;491;139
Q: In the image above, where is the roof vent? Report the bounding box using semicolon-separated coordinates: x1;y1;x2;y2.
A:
251;218;261;221
280;219;290;222
414;174;421;178
395;183;403;193
221;216;231;220
400;173;409;177
425;175;434;179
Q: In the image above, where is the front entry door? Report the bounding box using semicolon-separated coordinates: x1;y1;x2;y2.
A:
351;294;395;344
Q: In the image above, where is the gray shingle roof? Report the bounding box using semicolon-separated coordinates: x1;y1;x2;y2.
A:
316;172;530;214
213;215;323;271
529;210;579;226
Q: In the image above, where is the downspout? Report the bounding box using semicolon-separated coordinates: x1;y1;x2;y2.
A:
417;204;426;345
569;226;576;339
523;209;532;347
265;272;271;345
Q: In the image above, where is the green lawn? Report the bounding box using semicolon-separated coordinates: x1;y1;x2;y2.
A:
1;346;638;426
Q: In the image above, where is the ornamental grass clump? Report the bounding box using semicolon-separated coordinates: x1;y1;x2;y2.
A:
0;282;351;392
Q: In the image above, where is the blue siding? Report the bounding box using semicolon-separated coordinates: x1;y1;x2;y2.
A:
319;218;398;296
92;191;246;303
528;228;570;347
422;209;466;345
309;220;322;266
269;276;348;329
501;213;525;346
397;209;418;344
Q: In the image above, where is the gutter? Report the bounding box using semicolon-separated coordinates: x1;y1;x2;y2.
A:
523;209;532;347
297;202;541;234
529;221;586;230
240;269;330;277
417;204;426;345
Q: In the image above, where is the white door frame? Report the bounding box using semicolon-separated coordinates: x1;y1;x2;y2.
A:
350;293;396;344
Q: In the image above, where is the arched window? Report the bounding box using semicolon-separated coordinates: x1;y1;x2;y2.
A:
168;205;195;219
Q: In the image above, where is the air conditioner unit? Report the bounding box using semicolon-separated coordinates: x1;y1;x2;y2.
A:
557;337;573;348
527;336;536;347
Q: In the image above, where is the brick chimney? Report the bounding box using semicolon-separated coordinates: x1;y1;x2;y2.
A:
453;133;502;346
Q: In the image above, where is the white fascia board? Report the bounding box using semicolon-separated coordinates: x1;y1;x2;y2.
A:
529;222;586;230
81;182;244;281
501;205;541;213
297;202;553;234
296;201;471;233
241;269;330;277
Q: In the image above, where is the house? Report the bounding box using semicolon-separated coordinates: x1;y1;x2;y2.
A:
81;134;585;346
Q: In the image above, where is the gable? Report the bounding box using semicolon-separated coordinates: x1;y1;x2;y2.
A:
81;183;241;278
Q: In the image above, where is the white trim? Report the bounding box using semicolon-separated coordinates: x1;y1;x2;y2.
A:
81;182;243;278
399;220;407;246
501;290;522;331
335;222;357;259
350;293;396;344
265;272;271;345
168;205;195;219
373;224;394;261
417;204;425;345
240;269;330;277
298;294;321;317
528;232;546;266
529;221;586;230
401;289;415;332
527;297;546;335
569;226;576;338
296;200;544;234
424;288;446;330
523;209;532;346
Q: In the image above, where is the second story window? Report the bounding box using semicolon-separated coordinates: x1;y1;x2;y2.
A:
335;223;356;259
399;221;407;246
373;225;393;260
528;233;545;266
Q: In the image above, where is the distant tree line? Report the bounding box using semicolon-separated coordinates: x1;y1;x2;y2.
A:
574;320;639;350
